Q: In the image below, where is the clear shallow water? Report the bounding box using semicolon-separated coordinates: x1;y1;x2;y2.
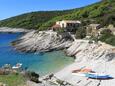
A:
0;33;74;76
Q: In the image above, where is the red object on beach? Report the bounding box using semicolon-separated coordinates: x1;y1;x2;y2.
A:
72;69;81;73
72;68;94;73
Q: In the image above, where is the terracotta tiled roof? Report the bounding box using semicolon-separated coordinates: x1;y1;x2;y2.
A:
52;24;61;28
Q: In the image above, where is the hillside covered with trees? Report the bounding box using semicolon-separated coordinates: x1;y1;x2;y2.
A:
0;11;72;29
0;0;115;30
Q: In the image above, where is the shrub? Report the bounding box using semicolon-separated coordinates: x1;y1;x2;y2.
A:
25;71;40;83
75;26;86;39
99;29;115;46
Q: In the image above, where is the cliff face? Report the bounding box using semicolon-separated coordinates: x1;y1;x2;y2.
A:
66;40;115;62
12;30;73;53
13;31;115;62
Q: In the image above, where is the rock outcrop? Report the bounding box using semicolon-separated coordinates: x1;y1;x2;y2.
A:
12;30;73;53
0;27;30;33
11;30;115;86
66;40;115;62
54;40;115;86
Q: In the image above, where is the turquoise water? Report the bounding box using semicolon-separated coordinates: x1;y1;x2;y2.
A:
0;33;74;76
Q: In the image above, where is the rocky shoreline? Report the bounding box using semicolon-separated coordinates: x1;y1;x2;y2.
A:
5;29;115;86
26;40;115;86
12;30;74;53
54;40;115;86
0;27;31;33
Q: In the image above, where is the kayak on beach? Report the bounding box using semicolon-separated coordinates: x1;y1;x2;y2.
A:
85;73;113;79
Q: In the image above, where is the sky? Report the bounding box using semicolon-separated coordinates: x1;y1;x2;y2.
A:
0;0;101;20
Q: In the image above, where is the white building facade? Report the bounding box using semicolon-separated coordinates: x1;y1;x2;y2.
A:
56;20;81;28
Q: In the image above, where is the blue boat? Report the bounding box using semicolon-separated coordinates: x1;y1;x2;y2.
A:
85;73;113;79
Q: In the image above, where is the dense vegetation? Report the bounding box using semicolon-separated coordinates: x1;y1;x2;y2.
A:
40;0;115;29
0;0;115;30
75;26;86;39
25;71;40;83
0;74;26;86
99;29;115;46
0;11;72;29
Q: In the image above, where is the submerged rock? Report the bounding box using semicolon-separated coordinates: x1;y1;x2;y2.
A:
12;30;73;53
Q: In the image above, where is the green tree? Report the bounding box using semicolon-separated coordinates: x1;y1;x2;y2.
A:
99;29;115;46
75;26;86;39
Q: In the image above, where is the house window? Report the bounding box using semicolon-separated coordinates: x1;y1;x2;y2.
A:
62;23;64;28
67;23;69;27
70;23;72;26
73;24;76;27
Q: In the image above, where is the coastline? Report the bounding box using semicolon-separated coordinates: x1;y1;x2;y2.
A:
31;40;115;86
12;30;73;53
1;29;115;86
0;0;114;85
0;27;32;33
0;32;74;76
27;50;74;76
54;61;115;86
53;40;115;86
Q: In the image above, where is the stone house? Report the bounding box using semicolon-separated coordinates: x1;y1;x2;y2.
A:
52;20;81;32
86;24;102;37
108;24;115;35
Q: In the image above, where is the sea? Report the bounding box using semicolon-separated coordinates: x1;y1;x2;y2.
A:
0;32;74;76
